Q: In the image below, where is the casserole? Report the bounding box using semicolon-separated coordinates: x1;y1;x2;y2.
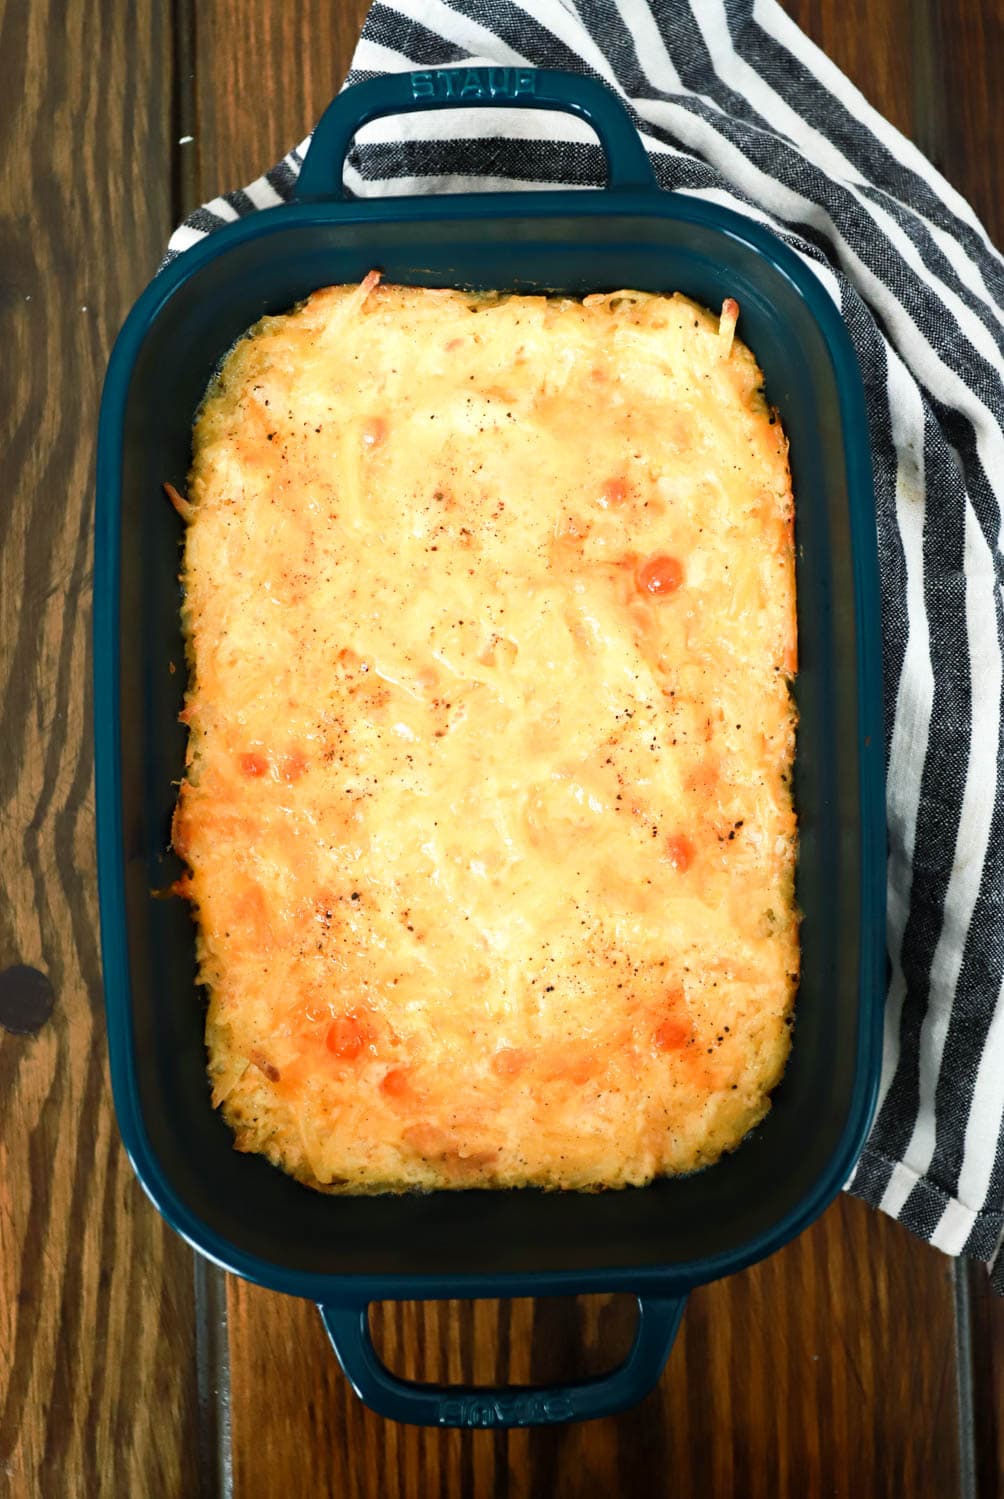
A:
95;67;885;1427
177;277;800;1194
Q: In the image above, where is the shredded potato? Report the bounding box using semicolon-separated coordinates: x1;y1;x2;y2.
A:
173;278;798;1193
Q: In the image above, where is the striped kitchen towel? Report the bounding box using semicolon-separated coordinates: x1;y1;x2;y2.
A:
165;1;1004;1281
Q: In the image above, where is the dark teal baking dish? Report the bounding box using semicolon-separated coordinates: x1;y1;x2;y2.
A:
94;69;885;1428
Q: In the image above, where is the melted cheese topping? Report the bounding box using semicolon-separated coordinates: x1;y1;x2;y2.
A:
175;279;798;1192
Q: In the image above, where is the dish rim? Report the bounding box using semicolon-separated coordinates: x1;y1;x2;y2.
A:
95;182;885;1303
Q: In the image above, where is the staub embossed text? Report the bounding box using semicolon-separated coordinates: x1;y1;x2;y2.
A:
439;1393;574;1428
410;67;538;102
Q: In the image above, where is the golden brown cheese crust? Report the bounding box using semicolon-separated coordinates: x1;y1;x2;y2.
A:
174;278;798;1193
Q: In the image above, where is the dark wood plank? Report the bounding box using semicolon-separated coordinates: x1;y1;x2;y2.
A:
782;0;917;138
0;2;202;1495
226;1195;960;1499
938;0;1003;241
783;0;1003;239
966;1261;1004;1498
187;0;373;218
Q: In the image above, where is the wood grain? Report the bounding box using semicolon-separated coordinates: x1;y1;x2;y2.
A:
966;1261;1004;1497
784;0;1004;238
937;0;1004;244
0;2;201;1496
225;1196;960;1499
782;0;917;138
187;0;373;218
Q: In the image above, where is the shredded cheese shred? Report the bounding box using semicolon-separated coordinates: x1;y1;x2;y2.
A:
173;278;799;1193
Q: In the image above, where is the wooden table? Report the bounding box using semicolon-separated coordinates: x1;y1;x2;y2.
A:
3;2;1002;1494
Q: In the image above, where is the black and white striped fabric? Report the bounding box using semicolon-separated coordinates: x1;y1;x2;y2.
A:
166;1;1004;1281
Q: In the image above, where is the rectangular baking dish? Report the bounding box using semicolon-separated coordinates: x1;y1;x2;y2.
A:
95;68;885;1428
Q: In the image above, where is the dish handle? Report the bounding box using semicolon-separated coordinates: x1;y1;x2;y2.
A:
295;67;658;202
317;1293;686;1428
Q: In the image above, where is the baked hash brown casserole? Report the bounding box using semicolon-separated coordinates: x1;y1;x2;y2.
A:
171;274;798;1193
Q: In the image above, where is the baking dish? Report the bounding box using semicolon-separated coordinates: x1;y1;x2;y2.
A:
95;68;885;1428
